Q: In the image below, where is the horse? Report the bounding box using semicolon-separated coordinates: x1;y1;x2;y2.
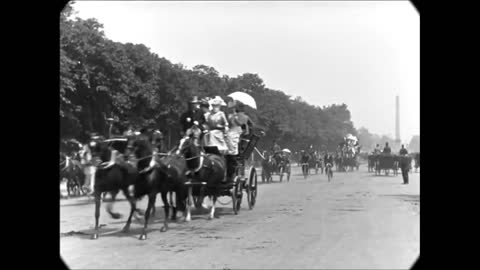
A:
261;150;274;183
367;154;376;172
176;132;227;221
63;154;86;197
88;137;143;239
414;152;420;172
126;135;188;240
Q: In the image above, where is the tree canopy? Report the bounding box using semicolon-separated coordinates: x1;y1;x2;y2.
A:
60;2;378;153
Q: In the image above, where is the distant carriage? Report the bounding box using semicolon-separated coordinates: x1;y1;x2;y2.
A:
261;151;291;183
374;154;398;176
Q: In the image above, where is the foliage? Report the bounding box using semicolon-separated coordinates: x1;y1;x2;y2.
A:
60;6;366;152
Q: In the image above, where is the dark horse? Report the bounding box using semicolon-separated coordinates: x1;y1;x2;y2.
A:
126;135;188;240
88;137;143;240
176;131;227;221
60;153;86;197
261;151;274;183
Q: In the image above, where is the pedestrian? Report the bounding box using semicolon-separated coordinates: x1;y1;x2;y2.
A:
399;144;409;184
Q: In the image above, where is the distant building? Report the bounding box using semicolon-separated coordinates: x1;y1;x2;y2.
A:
408;135;420;152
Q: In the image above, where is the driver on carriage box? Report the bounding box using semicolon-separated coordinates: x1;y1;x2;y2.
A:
271;140;283;164
179;96;206;140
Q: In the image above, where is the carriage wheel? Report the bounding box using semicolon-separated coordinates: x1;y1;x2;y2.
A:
247;168;257;210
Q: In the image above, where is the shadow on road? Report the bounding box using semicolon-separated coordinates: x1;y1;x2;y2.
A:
60;204;238;240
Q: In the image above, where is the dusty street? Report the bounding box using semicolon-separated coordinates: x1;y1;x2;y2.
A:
60;165;419;269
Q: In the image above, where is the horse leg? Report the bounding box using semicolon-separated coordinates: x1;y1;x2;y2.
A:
185;186;193;222
208;195;217;220
139;193;156;240
106;190;122;219
121;188;138;233
91;191;102;240
170;191;178;220
160;192;170;232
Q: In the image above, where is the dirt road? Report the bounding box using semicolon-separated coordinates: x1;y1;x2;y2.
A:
60;165;419;269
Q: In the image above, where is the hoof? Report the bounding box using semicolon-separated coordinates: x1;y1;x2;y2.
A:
160;226;167;232
139;234;147;240
91;233;98;240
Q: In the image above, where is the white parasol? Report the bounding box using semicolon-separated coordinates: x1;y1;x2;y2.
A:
346;134;358;142
227;91;257;109
282;148;292;153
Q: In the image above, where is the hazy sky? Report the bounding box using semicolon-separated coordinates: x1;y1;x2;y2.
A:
71;0;419;142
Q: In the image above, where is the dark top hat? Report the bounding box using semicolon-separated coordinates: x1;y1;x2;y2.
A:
189;96;200;104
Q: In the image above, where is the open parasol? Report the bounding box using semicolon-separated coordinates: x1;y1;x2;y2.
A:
282;148;292;153
227;91;257;109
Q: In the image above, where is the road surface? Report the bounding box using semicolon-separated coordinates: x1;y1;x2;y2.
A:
60;165;419;269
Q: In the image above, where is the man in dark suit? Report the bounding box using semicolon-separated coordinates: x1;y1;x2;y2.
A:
179;96;206;138
383;142;392;154
399;144;409;184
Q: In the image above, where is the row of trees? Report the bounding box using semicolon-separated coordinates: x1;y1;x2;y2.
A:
61;2;359;154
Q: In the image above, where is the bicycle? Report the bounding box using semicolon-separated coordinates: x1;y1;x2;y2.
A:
325;163;333;182
301;163;309;179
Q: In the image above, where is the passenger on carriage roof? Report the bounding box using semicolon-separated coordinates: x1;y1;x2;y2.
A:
205;96;229;155
383;142;391;154
226;101;253;155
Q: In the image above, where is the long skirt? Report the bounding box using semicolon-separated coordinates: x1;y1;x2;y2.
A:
226;126;242;155
207;130;228;154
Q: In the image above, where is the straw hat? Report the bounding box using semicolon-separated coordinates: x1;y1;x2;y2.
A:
209;96;226;106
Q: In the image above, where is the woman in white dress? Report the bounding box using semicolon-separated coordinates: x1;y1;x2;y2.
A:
205;96;229;154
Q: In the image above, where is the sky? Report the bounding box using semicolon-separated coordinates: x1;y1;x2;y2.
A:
71;0;419;143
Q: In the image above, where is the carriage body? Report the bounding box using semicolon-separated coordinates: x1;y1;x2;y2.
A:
186;132;261;214
374;154;398;176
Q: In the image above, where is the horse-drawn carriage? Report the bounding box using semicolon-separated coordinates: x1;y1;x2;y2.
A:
374;154;399;176
261;150;291;183
60;139;87;197
182;131;261;217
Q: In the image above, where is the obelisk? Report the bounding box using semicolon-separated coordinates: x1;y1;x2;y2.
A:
395;96;401;148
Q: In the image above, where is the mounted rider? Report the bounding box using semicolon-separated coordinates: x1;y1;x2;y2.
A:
324;152;334;168
300;149;310;164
